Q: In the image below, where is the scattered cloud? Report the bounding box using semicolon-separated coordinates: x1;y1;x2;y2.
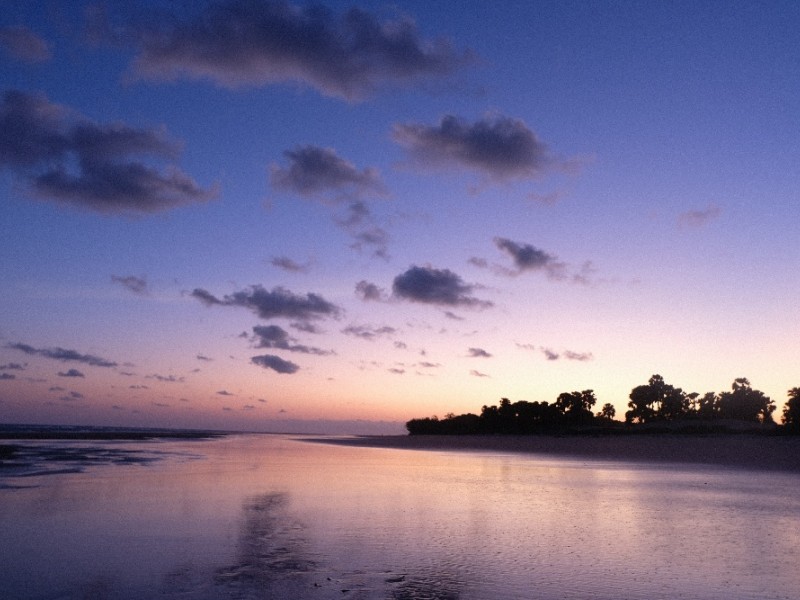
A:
217;390;234;396
392;265;492;308
49;386;65;392
388;367;405;375
393;114;560;181
470;369;490;378
417;361;441;368
0;373;15;380
678;204;722;228
111;274;149;295
355;280;387;302
538;347;593;362
191;284;341;324
58;368;85;378
0;26;51;63
493;237;563;276
342;324;396;341
270;256;310;273
61;391;84;401
196;354;213;361
147;373;185;383
0;363;24;370
334;201;390;258
122;0;470;101
271;145;385;201
467;347;492;358
251;325;332;355
563;350;594;362
7;342;117;367
129;384;149;389
251;354;299;374
0;90;215;214
541;348;560;361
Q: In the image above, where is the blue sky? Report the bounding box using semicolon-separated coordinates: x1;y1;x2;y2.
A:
1;0;798;433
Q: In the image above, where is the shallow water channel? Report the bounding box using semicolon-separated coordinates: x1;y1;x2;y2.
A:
1;434;798;599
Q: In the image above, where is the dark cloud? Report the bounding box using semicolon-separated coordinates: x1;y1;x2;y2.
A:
196;354;213;361
123;0;470;100
251;354;299;374
49;386;65;392
111;274;149;295
251;325;332;355
270;256;309;273
0;90;215;214
0;26;51;63
61;391;84;401
0;373;15;380
129;384;149;389
217;390;234;396
58;368;85;378
7;342;117;367
355;280;386;302
542;348;560;361
0;362;24;370
392;265;491;308
342;325;396;340
494;237;560;274
271;145;385;200
191;285;341;323
393;114;556;181
467;347;492;358
678;204;721;228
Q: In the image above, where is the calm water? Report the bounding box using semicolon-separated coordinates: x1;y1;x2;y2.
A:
1;434;798;599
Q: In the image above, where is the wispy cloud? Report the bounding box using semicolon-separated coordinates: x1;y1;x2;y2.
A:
0;90;215;214
121;0;470;101
392;265;492;308
342;324;396;341
58;368;85;378
470;369;490;378
467;347;492;358
678;204;722;228
251;325;332;355
355;280;387;302
270;256;310;273
0;26;51;63
393;114;562;182
7;342;117;367
111;275;149;295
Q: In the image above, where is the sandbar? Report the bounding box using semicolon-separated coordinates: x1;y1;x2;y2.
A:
311;433;800;473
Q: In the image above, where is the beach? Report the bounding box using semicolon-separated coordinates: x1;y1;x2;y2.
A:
313;433;800;473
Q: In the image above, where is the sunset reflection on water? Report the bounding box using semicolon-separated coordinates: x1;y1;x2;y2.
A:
1;434;798;599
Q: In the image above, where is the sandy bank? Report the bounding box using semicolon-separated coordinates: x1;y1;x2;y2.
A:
310;434;800;473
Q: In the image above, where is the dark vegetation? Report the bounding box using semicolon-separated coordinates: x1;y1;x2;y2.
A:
0;424;225;440
407;376;800;435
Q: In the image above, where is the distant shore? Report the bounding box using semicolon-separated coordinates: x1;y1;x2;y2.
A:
311;433;800;473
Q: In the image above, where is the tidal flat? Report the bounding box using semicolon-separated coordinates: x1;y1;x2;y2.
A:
1;432;799;599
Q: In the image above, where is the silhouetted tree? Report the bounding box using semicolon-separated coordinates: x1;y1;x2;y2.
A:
555;389;597;425
717;378;775;423
597;403;616;421
688;391;719;419
781;387;800;432
625;374;688;423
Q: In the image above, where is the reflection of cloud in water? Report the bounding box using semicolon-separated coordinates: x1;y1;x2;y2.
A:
212;491;465;599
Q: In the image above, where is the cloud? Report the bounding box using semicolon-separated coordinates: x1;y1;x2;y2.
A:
123;0;470;100
0;90;215;214
490;237;597;284
541;348;560;361
7;342;117;367
0;373;15;380
270;256;309;273
60;391;84;401
355;280;387;302
393;114;557;181
539;347;593;362
678;204;722;228
251;354;299;374
0;26;51;63
342;324;396;341
388;367;405;375
196;354;213;361
191;284;341;323
0;363;24;370
148;373;185;383
334;201;390;258
251;325;332;355
217;390;234;396
392;265;491;308
111;274;149;295
271;145;385;201
58;368;85;378
467;347;492;358
470;369;490;378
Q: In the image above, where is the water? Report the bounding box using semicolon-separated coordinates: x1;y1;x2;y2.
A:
1;434;798;599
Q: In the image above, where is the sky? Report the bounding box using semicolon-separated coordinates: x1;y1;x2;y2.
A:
1;0;798;434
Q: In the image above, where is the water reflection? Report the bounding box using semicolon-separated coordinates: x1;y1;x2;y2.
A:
1;434;798;599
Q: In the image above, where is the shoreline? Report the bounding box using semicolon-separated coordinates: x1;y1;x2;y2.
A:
308;433;800;473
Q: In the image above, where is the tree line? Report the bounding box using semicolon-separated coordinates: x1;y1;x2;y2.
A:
406;375;800;435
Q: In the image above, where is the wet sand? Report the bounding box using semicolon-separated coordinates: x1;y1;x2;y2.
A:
311;433;800;473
